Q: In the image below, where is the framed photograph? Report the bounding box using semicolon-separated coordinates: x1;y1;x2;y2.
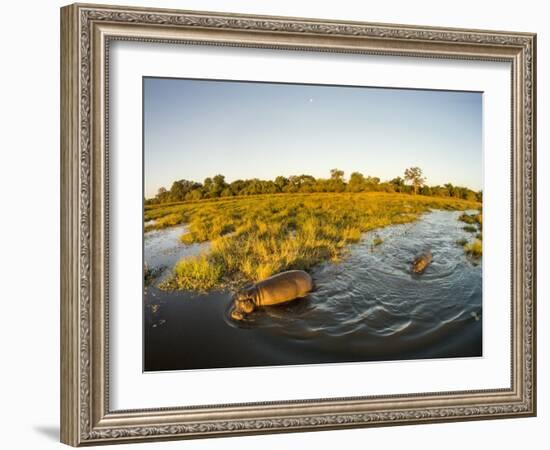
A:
60;3;536;446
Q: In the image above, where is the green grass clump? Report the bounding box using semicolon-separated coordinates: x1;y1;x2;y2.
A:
464;239;483;257
459;211;482;229
458;213;477;225
180;232;194;244
146;192;481;291
172;255;223;291
458;210;483;258
144;213;184;232
475;213;482;227
456;238;468;247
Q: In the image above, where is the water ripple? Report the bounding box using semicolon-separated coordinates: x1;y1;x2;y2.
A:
249;210;482;344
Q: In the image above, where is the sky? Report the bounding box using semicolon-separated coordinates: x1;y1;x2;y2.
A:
143;77;482;199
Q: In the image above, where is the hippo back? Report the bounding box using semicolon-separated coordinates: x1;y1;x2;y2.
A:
255;270;313;307
412;251;432;273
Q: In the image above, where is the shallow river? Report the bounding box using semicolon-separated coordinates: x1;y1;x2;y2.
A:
144;210;482;371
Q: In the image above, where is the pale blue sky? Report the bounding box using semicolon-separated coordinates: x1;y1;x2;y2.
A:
144;77;482;198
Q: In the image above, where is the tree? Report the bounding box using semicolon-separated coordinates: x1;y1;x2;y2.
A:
444;183;455;197
296;175;316;192
185;189;203;201
284;176;300;193
274;176;288;192
211;174;227;197
328;169;346;192
420;185;432;196
169;179;201;202
330;168;344;182
348;172;366;192
202;175;227;198
155;186;170;203
379;182;395;193
229;179;246;196
364;176;380;191
203;177;213;195
145;168;481;204
389;177;405;193
404;167;426;195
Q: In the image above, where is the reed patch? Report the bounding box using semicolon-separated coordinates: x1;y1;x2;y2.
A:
145;192;481;291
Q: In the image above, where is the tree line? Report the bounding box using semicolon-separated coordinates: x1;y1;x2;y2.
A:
145;167;482;205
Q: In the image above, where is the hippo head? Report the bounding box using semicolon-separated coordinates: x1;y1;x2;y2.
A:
412;250;432;273
230;287;256;321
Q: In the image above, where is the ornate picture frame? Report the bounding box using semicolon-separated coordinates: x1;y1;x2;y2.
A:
60;2;536;446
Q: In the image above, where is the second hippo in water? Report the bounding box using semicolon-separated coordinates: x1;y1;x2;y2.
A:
231;270;314;321
412;250;433;274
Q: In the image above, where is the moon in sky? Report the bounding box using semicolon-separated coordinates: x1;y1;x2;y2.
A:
308;98;314;103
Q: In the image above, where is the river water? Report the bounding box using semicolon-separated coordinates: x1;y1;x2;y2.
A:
144;210;482;371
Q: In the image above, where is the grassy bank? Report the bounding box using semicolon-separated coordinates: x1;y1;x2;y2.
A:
458;211;483;257
146;192;481;291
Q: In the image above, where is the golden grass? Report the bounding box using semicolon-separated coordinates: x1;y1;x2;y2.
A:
464;239;483;257
172;255;223;291
459;211;483;257
146;192;481;291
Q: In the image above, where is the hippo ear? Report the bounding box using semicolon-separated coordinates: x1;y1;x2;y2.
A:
239;284;254;297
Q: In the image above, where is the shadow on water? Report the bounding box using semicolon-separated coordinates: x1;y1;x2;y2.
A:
144;210;482;371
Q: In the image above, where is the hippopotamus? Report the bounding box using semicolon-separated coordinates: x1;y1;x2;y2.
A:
411;250;432;274
231;270;314;321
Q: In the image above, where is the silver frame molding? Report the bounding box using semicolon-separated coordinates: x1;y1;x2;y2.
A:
60;3;536;446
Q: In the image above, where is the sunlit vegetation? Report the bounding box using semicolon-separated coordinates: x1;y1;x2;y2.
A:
464;239;483;257
458;213;476;225
149;192;481;291
145;168;482;206
459;211;482;226
459;210;483;257
173;255;223;291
